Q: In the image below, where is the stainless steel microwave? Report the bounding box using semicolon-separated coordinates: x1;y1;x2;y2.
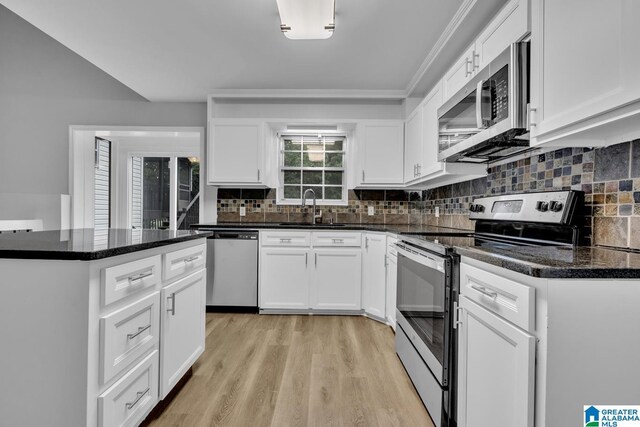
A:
437;42;530;163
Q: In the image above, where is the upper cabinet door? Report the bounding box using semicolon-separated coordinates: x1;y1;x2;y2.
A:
442;44;477;101
530;0;640;146
475;0;529;70
420;82;444;177
357;122;405;186
404;108;423;183
207;120;264;185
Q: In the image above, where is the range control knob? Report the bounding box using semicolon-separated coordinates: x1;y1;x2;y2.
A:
535;201;549;212
549;201;563;212
476;204;485;213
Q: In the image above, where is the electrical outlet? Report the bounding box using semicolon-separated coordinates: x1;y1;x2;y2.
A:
435;206;440;217
239;206;246;217
368;206;375;216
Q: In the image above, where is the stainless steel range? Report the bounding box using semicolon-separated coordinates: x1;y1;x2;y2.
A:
395;190;584;427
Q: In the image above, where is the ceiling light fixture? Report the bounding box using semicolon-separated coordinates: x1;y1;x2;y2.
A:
276;0;335;40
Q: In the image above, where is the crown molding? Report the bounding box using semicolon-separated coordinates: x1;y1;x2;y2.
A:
209;89;407;100
404;0;477;97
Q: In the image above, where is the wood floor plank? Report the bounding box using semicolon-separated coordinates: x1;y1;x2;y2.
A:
146;313;434;427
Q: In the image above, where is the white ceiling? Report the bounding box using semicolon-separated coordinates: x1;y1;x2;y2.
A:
1;0;507;102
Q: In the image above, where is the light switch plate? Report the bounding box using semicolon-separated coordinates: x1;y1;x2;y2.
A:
240;206;246;216
368;206;375;216
435;206;440;217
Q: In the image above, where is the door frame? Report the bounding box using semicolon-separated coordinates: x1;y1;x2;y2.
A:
69;125;208;229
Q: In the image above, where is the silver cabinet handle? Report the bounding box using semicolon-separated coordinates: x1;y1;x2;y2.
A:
452;301;463;329
183;256;198;263
127;324;151;340
417;164;421;176
472;51;480;71
384;254;388;267
280;238;292;243
528;106;537;128
362;170;365;182
365;236;369;249
128;271;152;284
125;388;150;410
465;57;472;77
257;169;261;181
332;239;344;243
470;284;498;299
305;252;308;267
315;253;318;267
167;293;176;315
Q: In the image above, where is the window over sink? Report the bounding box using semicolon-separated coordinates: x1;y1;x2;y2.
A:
277;134;347;205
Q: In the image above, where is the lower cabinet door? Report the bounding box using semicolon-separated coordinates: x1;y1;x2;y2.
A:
311;248;362;310
362;233;387;319
98;350;159;427
160;269;206;398
457;296;535;427
259;247;310;309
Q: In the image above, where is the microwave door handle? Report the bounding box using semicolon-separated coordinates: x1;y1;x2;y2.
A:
475;79;485;130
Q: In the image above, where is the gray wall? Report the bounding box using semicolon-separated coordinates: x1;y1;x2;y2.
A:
0;5;206;195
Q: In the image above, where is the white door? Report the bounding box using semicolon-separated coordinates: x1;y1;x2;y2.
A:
442;44;476;101
530;0;640;140
311;248;362;310
160;269;206;398
420;83;444;177
404;108;423;183
358;123;404;185
457;296;535;427
208;121;263;184
385;244;398;330
475;0;528;69
362;233;387;319
259;247;309;309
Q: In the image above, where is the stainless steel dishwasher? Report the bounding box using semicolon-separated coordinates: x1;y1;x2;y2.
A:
206;230;258;311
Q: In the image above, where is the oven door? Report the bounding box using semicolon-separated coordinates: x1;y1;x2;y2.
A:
395;243;451;386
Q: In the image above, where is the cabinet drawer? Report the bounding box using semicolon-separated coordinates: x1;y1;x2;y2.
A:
261;231;311;247
102;255;162;307
460;262;535;332
100;292;160;385
163;243;206;282
98;350;159;427
312;232;361;247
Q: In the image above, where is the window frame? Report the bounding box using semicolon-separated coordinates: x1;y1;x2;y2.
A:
276;133;348;206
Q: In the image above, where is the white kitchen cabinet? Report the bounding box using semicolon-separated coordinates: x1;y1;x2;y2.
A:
385;237;398;330
259;247;310;309
311;248;362;310
207;120;264;185
443;0;529;102
457;295;535;427
404;108;423;183
159;269;206;399
357;121;405;186
530;0;640;147
362;233;387;320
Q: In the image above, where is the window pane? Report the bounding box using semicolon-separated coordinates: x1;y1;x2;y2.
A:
325;140;343;151
284;170;301;184
325;171;343;185
284;186;301;199
303;141;323;152
303;171;323;185
303;152;324;167
325;153;343;167
284;152;302;167
302;186;322;198
284;139;299;151
324;186;342;200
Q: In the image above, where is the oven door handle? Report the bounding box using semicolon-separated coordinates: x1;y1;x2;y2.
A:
394;243;446;273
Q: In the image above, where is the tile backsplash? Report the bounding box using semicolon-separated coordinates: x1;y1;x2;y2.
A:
216;139;640;249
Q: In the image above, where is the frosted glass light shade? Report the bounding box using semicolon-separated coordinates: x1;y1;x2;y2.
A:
276;0;335;40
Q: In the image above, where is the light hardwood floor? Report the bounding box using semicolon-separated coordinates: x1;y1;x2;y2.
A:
145;313;434;427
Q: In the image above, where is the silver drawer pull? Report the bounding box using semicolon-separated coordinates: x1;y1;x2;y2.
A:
471;284;498;299
332;239;344;243
183;256;199;263
126;324;151;340
125;387;150;410
128;271;152;284
280;238;292;243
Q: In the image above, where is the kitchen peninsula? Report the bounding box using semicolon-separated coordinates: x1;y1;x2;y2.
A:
0;229;211;427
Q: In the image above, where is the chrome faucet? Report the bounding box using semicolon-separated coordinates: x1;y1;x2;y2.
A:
302;188;322;225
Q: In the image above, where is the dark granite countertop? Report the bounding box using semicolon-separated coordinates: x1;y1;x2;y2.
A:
456;245;640;279
0;229;212;261
190;222;462;234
